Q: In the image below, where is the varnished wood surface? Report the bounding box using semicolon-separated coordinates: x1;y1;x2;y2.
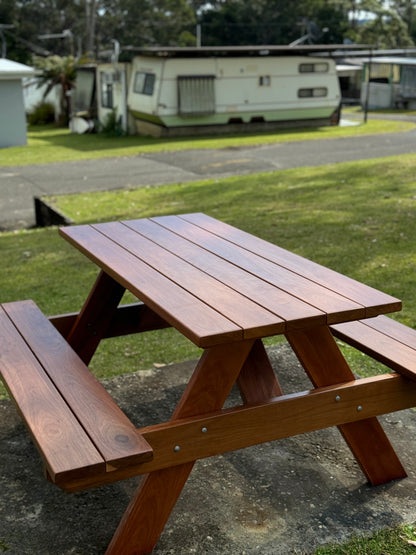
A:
60;213;401;347
61;372;416;493
0;300;153;485
331;315;416;380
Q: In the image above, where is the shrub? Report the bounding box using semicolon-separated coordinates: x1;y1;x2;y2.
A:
27;102;56;125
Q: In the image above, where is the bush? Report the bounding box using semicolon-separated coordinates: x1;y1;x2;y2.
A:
27;102;56;125
99;109;124;136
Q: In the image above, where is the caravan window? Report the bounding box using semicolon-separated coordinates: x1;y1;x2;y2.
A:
299;62;329;73
298;87;328;98
259;75;271;87
134;72;156;95
178;75;215;116
100;72;113;108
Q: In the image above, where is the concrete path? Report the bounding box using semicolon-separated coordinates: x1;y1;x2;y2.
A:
1;123;416;230
2;344;416;554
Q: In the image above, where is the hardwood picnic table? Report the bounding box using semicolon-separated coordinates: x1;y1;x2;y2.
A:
2;212;416;554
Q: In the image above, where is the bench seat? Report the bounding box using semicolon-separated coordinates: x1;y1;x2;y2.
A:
0;300;153;489
331;315;416;381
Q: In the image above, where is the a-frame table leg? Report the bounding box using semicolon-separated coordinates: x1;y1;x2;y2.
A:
237;338;283;403
66;270;126;364
286;325;407;485
106;339;255;555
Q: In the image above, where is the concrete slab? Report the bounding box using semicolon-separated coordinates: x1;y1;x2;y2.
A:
1;344;416;554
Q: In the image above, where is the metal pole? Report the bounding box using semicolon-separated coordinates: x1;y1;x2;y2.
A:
363;49;373;124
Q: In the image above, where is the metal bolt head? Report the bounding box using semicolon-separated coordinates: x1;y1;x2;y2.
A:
335;395;341;402
357;405;363;412
174;445;181;452
201;427;208;434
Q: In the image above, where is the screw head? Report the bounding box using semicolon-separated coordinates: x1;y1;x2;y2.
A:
174;445;181;452
201;427;208;434
335;395;341;402
357;405;363;412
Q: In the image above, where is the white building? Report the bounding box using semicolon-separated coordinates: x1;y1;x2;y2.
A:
0;58;34;148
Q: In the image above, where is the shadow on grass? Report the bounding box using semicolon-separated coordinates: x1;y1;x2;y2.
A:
28;123;324;153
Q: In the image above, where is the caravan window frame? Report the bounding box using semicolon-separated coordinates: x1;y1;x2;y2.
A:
133;72;156;96
298;87;328;98
299;62;329;74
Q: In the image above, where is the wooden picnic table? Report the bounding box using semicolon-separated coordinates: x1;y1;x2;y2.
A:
3;212;416;555
55;212;415;554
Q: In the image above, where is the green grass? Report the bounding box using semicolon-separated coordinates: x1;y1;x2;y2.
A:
1;135;416;552
315;522;416;553
0;117;413;166
1;152;414;395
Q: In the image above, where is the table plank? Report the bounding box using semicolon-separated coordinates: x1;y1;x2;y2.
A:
92;221;284;339
60;225;243;347
178;212;401;317
150;215;366;324
123;218;325;330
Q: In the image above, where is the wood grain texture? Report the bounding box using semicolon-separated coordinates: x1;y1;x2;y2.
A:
66;270;125;364
286;325;407;484
60;224;242;347
0;304;105;484
2;300;153;472
150;215;366;324
105;340;255;555
60;372;416;493
331;316;416;380
178;212;401;317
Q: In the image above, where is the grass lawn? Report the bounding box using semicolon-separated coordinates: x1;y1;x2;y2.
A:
0;116;413;166
1;152;415;389
0;122;416;554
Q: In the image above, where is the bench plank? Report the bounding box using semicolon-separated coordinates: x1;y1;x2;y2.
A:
331;316;416;381
2;300;153;471
0;305;105;484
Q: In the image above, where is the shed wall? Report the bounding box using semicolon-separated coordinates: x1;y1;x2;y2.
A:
0;80;28;147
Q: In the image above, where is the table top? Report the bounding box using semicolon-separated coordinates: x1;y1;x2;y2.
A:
60;213;401;348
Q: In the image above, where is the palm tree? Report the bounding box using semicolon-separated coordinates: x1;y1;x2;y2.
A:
34;55;76;125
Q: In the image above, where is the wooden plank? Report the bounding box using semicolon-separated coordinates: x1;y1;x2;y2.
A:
62;372;416;492
286;325;406;485
60;225;242;347
93;221;284;339
178;212;401;317
3;300;153;471
0;305;105;484
49;303;171;338
237;339;283;403
151;214;367;324
105;339;256;555
123;218;325;330
331;317;416;380
66;270;126;364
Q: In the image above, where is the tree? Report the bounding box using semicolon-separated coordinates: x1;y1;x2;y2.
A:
34;55;77;124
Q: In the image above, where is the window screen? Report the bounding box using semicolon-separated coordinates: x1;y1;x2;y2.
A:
178;75;215;116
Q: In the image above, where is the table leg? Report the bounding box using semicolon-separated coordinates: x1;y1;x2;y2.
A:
286;325;407;485
237;338;283;403
66;270;125;364
106;339;255;555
